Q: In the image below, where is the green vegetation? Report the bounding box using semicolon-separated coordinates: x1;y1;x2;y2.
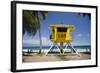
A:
23;10;48;54
79;13;91;19
23;10;48;35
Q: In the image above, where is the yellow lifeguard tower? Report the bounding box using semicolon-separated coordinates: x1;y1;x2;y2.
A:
46;24;79;55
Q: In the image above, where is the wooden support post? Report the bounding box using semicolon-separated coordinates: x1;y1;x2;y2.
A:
60;42;64;54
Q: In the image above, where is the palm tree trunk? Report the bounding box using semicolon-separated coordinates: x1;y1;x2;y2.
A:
38;23;42;54
37;12;47;54
35;12;42;54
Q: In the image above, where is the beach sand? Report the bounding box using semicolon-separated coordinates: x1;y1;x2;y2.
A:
22;52;91;63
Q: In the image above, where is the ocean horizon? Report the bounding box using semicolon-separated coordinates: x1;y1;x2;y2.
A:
23;45;91;50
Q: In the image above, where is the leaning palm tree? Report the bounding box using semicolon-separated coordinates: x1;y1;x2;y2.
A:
23;10;48;54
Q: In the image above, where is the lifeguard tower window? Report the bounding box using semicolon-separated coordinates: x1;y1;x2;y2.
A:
57;27;67;32
52;28;54;33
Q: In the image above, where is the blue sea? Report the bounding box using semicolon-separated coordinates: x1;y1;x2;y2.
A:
23;45;91;50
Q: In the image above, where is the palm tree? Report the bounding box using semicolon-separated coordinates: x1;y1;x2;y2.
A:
78;13;91;20
23;10;48;54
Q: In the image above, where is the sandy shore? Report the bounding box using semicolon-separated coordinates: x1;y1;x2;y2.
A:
22;52;91;63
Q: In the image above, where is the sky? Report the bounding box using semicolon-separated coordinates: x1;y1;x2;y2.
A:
23;11;91;47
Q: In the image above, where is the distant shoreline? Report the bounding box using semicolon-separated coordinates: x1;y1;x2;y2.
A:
23;48;91;53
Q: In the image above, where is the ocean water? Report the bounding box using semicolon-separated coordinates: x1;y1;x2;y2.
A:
23;45;91;50
23;45;91;52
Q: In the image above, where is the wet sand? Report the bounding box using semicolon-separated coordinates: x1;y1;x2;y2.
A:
22;52;91;63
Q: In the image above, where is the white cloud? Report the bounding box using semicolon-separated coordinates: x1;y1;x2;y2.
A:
77;34;82;37
41;37;51;46
23;38;40;45
23;37;51;46
41;37;47;45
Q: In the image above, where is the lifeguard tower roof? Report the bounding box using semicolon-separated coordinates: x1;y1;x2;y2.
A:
49;24;74;27
49;24;74;30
